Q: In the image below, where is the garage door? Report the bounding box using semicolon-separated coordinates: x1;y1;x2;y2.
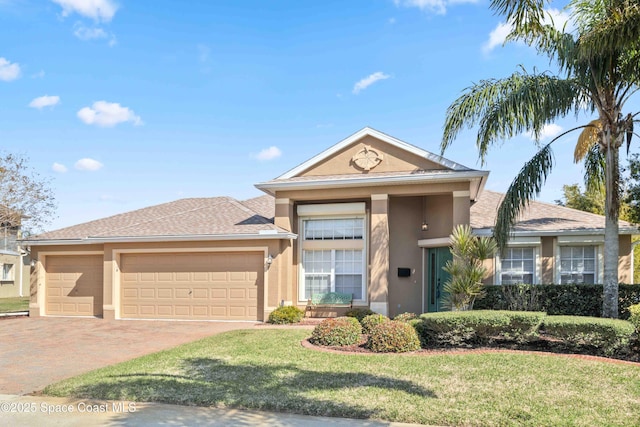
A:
45;255;104;316
120;252;261;320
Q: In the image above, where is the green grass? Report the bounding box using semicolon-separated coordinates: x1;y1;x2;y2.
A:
44;329;640;426
0;297;28;313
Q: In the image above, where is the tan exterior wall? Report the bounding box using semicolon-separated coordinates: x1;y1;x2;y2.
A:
370;195;390;314
300;135;447;177
388;196;424;316
618;234;632;284
29;239;288;321
0;252;27;299
422;194;453;240
541;237;555;283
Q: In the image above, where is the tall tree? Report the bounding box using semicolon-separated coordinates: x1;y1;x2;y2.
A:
555;183;605;215
441;0;640;318
0;153;57;234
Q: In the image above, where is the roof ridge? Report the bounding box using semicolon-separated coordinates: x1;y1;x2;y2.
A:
88;197;233;237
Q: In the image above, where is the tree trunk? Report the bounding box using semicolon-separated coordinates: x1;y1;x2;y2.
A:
602;133;621;318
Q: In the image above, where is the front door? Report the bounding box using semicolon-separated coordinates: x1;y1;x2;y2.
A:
425;247;452;312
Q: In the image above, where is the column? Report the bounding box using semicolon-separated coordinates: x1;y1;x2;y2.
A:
370;194;389;316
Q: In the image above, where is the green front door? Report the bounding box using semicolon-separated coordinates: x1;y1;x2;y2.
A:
425;247;452;312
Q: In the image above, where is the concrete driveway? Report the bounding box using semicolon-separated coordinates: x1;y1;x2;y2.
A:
0;317;256;395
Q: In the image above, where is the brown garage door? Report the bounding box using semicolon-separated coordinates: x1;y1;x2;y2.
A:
120;252;261;320
45;255;104;316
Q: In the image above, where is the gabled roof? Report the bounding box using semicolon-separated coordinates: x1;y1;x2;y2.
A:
25;197;295;245
256;127;489;199
471;190;637;235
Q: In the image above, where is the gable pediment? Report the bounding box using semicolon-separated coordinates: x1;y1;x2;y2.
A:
299;134;448;177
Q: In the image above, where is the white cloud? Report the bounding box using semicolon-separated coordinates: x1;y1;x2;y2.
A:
73;22;116;45
529;123;563;141
52;163;68;173
483;8;574;54
352;71;390;94
29;95;60;109
74;158;103;171
482;22;512;54
51;0;118;22
255;146;282;161
77;101;143;127
393;0;478;15
0;57;20;81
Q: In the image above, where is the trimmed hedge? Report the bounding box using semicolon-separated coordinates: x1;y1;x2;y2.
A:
629;303;640;331
267;306;305;324
542;315;635;356
310;317;362;347
361;314;390;335
416;310;545;346
345;307;375;323
367;321;421;353
474;284;640;319
393;312;418;323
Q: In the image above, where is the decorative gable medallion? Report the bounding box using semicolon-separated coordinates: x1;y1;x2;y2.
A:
351;145;384;171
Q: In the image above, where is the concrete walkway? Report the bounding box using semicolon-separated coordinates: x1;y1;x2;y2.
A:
0;316;256;395
0;395;426;426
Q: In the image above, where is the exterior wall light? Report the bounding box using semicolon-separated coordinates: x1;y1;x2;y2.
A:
421;221;429;232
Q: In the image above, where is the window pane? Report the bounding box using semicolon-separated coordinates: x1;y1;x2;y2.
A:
335;274;362;299
305;275;331;298
303;218;364;240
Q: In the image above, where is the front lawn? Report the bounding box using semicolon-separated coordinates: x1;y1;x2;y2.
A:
44;329;640;426
0;297;29;313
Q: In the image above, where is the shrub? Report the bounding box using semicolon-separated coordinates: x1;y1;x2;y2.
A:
475;284;640;319
393;312;418;323
418;310;545;346
267;305;305;324
542;315;635;356
361;314;390;335
309;317;362;347
345;307;375;323
628;303;640;331
367;321;421;353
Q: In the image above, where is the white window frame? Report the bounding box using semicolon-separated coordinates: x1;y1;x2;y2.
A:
556;244;600;284
496;246;539;285
495;238;541;285
1;263;14;281
298;210;368;304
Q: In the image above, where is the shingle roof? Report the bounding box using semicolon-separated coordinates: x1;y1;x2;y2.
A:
29;197;287;242
471;190;637;234
240;195;275;221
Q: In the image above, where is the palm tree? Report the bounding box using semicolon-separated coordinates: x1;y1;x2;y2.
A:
441;0;640;318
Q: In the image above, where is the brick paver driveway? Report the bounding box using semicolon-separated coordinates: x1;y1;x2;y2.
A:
0;317;256;395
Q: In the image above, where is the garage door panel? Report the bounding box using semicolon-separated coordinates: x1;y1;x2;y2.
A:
46;255;103;317
120;252;261;320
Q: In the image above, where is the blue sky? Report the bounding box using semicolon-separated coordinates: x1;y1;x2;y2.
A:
1;0;632;231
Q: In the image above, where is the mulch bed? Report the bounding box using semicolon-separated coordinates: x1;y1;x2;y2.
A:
301;335;640;366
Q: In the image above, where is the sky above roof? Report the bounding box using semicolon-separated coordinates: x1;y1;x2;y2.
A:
2;0;637;232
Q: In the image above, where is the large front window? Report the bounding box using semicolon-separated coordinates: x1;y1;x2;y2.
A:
501;247;535;285
560;246;596;284
300;217;366;301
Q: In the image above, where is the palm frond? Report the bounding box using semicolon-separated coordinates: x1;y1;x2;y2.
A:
583;143;605;194
441;70;581;162
573;0;640;62
574;119;602;163
494;142;554;251
490;0;547;36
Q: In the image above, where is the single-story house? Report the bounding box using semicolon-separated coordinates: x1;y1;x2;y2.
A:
24;127;637;320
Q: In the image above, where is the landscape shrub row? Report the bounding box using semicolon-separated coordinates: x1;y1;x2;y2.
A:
414;310;636;358
474;284;640;319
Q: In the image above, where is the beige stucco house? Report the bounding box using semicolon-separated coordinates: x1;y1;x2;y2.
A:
24;128;636;321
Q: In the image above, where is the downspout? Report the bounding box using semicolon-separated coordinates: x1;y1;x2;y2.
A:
18;250;26;297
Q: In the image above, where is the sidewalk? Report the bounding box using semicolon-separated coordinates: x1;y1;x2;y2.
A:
0;394;427;427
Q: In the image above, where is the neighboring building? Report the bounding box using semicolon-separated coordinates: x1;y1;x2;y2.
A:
0;222;29;299
23;128;636;320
